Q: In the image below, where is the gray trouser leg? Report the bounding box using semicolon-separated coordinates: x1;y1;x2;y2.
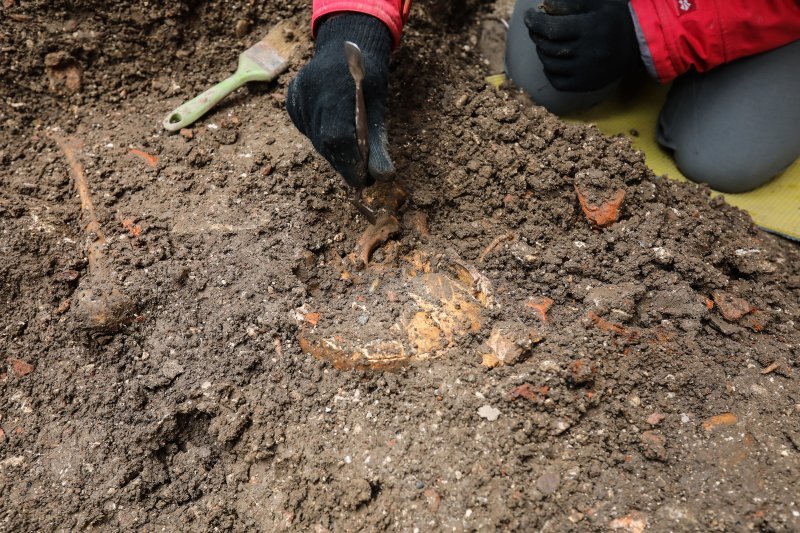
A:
657;40;800;193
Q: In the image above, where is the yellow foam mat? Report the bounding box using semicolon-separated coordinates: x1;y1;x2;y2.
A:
564;82;800;240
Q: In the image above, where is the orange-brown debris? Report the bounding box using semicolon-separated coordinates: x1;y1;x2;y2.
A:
575;184;626;228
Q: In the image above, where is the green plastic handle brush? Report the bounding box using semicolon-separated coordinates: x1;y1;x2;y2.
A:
163;21;297;132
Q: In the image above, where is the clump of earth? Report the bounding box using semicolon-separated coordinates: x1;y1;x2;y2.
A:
2;1;799;531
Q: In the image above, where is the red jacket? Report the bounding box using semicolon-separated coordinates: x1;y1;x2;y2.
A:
312;0;411;48
312;0;800;83
630;0;800;82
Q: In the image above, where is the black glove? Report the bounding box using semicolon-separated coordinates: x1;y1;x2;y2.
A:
525;0;640;92
286;14;394;188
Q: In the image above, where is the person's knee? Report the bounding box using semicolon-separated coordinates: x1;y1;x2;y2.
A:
673;146;788;194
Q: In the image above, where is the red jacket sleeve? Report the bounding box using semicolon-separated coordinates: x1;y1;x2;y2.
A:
312;0;412;47
630;0;800;83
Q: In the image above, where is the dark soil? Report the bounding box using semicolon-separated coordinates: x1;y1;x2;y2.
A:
2;1;800;531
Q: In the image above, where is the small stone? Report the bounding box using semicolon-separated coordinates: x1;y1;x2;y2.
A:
56;298;72;315
553;419;570;434
535;471;560;495
477;405;501;421
58;270;80;282
539;360;561;373
567;358;596;386
652;247;674;265
415;480;425;490
357;315;369;326
646;412;666;426
1;456;25;468
179;128;193;139
483;323;537;367
423;488;441;512
640;430;667;462
234;19;251;38
610;511;648;533
161;360;184;380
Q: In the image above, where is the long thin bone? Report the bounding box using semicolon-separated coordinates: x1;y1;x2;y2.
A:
50;134;106;268
50;132;134;333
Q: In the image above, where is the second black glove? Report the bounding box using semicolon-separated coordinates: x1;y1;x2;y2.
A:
525;0;641;92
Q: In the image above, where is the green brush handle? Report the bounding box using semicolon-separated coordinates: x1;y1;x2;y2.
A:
162;56;272;132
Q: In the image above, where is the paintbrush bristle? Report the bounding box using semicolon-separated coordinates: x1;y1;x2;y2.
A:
243;20;297;72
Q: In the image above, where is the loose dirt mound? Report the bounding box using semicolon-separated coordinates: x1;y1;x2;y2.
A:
2;1;799;531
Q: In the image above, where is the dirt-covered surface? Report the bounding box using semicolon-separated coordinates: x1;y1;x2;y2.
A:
2;1;800;531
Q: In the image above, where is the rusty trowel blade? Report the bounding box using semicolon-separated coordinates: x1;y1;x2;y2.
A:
351;187;377;225
344;41;365;83
344;41;370;183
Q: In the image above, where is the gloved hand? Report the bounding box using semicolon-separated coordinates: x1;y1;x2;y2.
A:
286;13;395;188
525;0;640;92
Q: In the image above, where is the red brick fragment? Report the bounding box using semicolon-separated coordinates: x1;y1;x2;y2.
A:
587;311;627;335
702;412;738;432
711;290;752;321
574;184;625;228
8;358;34;377
508;383;549;403
526;296;554;322
304;312;321;326
121;218;142;239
